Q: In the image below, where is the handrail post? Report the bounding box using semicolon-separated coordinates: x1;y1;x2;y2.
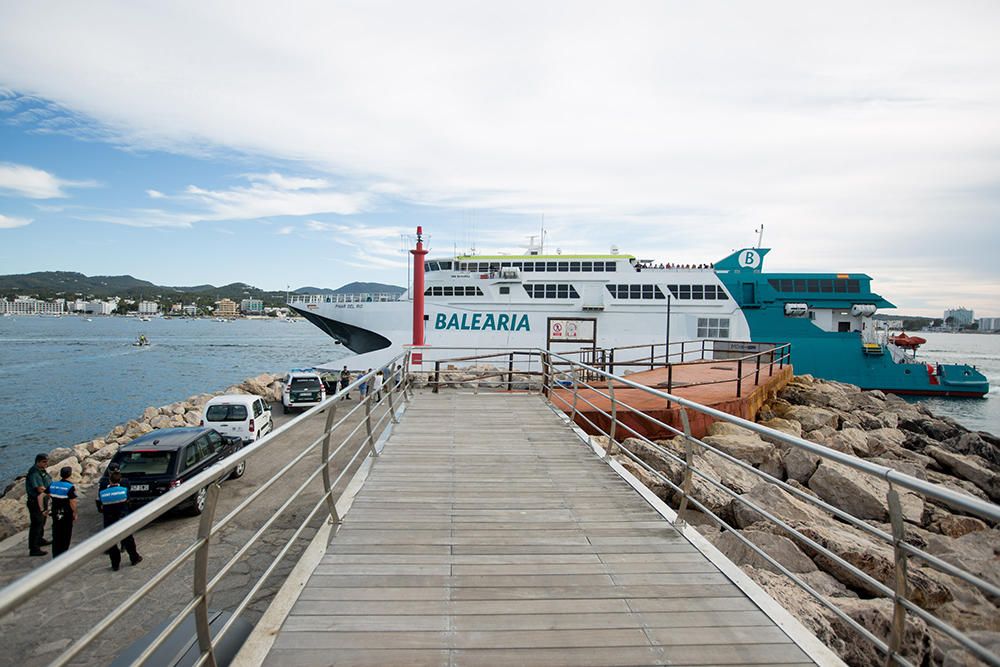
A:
606;379;618;457
885;485;909;666
193;482;222;667
507;353;514;391
386;364;399;424
755;353;761;386
363;389;377;457
608;348;615;375
736;359;743;397
433;361;441;394
701;338;706;360
680;340;685;362
650;344;655;371
320;402;342;523
542;351;551;398
667;363;673;395
769;345;775;377
675;408;694;526
570;367;580;425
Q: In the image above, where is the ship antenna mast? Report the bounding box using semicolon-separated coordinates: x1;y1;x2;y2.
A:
755;224;765;248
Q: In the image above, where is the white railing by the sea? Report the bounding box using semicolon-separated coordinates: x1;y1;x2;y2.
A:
288;292;402;305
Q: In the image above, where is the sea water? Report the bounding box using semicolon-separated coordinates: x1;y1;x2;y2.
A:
0;318;997;486
0;316;348;485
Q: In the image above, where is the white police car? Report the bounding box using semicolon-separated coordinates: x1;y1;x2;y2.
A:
281;369;326;413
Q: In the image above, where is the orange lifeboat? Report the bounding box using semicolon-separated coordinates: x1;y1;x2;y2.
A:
889;333;927;349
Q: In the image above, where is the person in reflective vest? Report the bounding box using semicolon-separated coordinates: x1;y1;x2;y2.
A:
96;470;143;571
48;466;77;558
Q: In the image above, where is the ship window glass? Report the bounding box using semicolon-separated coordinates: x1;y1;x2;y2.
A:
424;262;430;272
570;261;580;271
522;262;534;272
780;279;793;292
641;285;654;299
439;261;451;270
490;262;500;272
678;285;691;299
499;286;510;295
794;279;806;292
667;285;678;298
558;261;569;272
847;279;860;293
703;285;715;299
768;279;780;291
581;261;592;272
557;284;569;298
545;284;557;298
697;317;730;338
808;279;820;292
512;262;522;269
607;262;616;272
443;286;453;296
545;261;556;272
691;285;704;299
500;262;510;268
834;279;847;293
821;279;833;293
716;288;728;300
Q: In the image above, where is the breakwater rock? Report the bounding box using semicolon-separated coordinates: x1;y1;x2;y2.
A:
610;375;999;667
0;373;283;539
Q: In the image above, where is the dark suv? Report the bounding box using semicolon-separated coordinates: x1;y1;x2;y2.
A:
100;427;246;515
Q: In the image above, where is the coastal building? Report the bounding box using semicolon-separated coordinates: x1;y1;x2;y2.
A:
67;299;88;313
182;303;199;317
85;300;115;316
214;298;238;318
2;297;66;315
138;300;159;315
944;308;974;328
240;298;264;314
978;317;1000;332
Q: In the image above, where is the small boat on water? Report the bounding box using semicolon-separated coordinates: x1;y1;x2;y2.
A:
133;334;150;347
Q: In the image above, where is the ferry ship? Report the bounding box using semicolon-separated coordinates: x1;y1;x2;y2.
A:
289;241;989;397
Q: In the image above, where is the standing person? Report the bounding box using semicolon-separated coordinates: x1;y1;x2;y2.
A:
373;370;384;403
339;366;351;400
359;371;369;400
25;453;52;557
48;466;77;558
97;470;142;571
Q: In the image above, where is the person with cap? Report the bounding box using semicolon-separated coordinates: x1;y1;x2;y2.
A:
25;453;52;556
339;366;351;400
96;467;142;571
48;466;78;558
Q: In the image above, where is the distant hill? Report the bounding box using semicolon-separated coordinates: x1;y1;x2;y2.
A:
0;271;404;305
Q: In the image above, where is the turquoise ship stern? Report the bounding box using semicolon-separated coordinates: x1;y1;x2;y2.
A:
715;249;989;398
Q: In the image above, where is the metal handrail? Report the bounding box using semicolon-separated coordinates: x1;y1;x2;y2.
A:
0;352;410;667
539;350;1000;667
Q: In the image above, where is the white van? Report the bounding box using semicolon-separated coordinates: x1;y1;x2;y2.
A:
202;394;273;443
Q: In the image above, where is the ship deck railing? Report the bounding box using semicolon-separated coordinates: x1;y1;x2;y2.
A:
0;348;996;666
288;292;402;304
417;339;791;398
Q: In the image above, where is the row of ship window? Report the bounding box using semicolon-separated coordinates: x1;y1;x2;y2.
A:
768;278;861;294
425;260;620;273
424;283;729;301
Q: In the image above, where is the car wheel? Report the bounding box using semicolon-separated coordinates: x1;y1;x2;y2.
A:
229;459;246;480
189;486;208;516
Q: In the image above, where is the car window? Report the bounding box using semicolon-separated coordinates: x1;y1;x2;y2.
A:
115;450;174;475
195;436;212;462
253;401;262;417
206;431;222;452
183;444;200;469
291;377;321;389
205;404;249;422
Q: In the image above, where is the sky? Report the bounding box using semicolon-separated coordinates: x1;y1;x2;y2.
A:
0;1;998;317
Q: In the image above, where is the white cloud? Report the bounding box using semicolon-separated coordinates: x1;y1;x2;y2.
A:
146;189;165;199
276;225;294;235
0;213;32;228
0;162;96;198
0;2;998;311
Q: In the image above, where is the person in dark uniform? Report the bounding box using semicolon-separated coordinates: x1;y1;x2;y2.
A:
48;466;77;558
25;453;52;556
96;469;142;571
339;366;351;400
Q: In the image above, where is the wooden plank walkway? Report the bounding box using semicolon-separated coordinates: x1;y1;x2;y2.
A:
262;392;819;667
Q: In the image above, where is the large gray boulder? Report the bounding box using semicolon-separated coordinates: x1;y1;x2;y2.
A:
925;446;1000;503
785;447;821;484
784;405;839;432
780;380;852;412
701;433;774;466
46;446;74;463
807;460;924;524
865;427;907;456
0;497;28;540
712;527;817;574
